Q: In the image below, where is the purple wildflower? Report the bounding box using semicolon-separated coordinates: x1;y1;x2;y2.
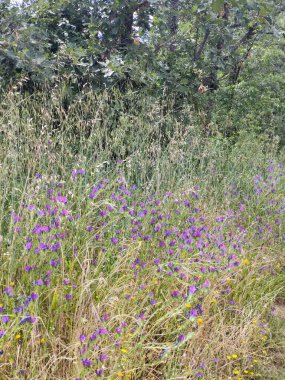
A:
81;358;92;367
1;316;10;323
55;195;68;204
188;285;197;294
111;237;118;245
99;353;108;361
79;334;87;342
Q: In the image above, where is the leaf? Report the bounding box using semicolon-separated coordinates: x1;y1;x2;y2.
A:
32;57;46;65
277;13;285;29
51;291;59;310
246;0;255;9
179;22;192;34
103;68;114;77
212;0;224;13
272;27;282;38
259;5;273;18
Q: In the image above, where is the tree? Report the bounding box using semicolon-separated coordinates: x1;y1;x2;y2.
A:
0;0;284;96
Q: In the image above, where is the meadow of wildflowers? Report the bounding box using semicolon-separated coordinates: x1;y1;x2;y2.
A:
0;92;284;379
0;160;284;379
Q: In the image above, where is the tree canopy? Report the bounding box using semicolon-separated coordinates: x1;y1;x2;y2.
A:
1;0;284;90
1;0;285;141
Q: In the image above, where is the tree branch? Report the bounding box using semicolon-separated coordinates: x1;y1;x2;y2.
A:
194;29;210;61
223;25;257;61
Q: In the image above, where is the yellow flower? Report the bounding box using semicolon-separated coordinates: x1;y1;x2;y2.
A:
186;303;192;308
244;370;249;374
227;355;232;360
40;338;45;343
226;278;231;283
10;282;15;287
250;371;254;376
233;369;239;375
118;372;124;377
232;354;238;359
15;334;22;340
253;359;258;363
121;348;127;353
243;259;250;265
197;318;203;325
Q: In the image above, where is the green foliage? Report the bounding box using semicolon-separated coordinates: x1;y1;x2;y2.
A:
209;43;285;143
1;0;284;93
1;1;284;144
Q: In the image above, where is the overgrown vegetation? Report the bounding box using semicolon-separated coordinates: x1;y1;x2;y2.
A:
0;92;285;379
0;1;285;379
1;0;285;142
